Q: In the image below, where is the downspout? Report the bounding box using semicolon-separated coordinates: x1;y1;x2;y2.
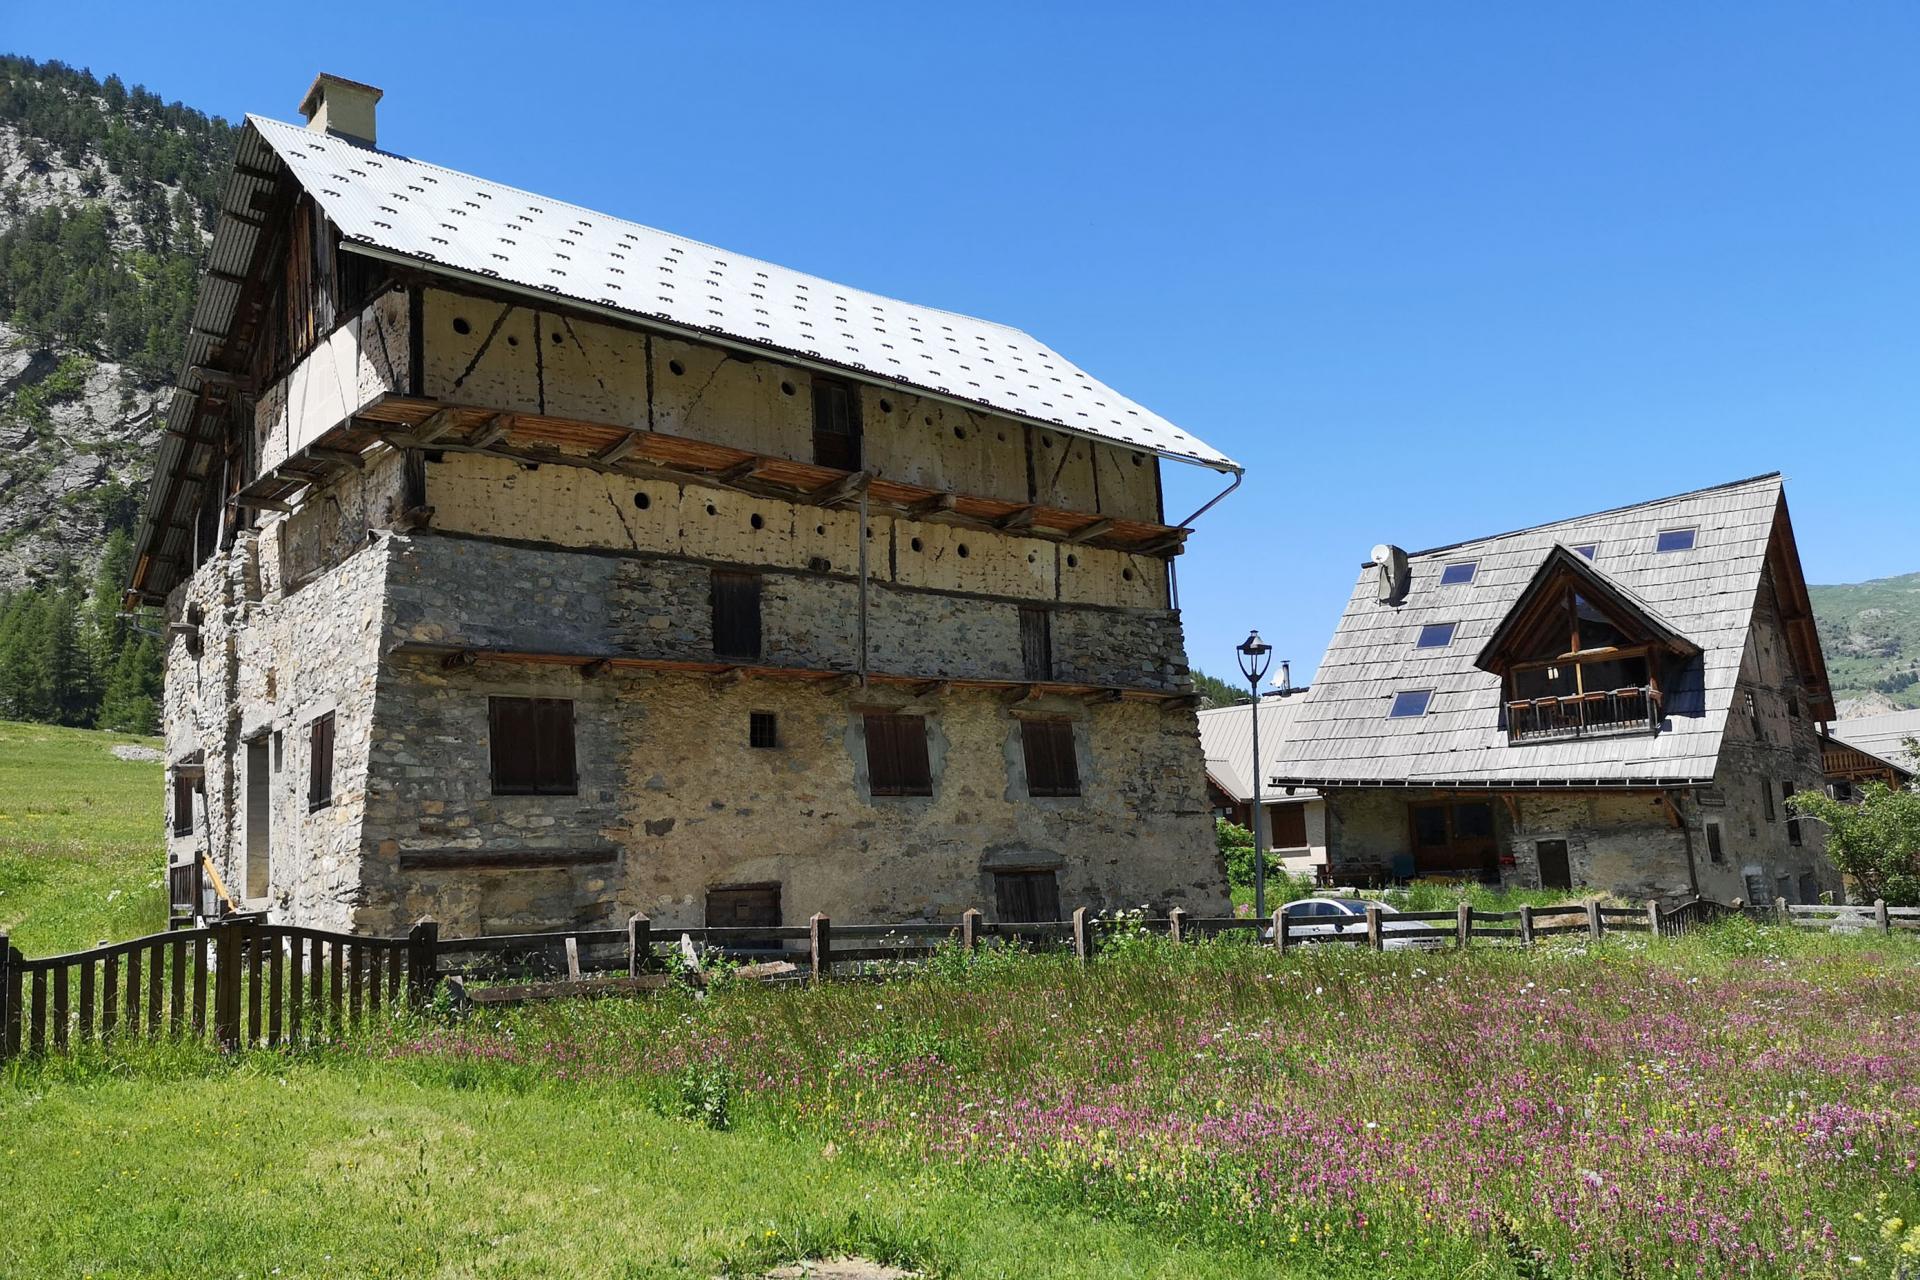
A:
1166;466;1244;614
856;483;869;687
1667;789;1700;897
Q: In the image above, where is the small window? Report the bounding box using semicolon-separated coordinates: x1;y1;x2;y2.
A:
1705;821;1724;864
1388;689;1433;718
307;712;336;812
864;712;932;797
1572;544;1597;560
749;711;778;749
1761;778;1775;822
1798;872;1819;904
1019;606;1053;682
1415;622;1457;649
706;883;781;929
1269;803;1308;850
712;570;763;661
1536;839;1572;890
1655;528;1696;553
171;772;198;837
1438;561;1477;586
489;697;577;795
1783;781;1802;846
811;378;861;470
1021;719;1080;798
1787;695;1800;719
1745;690;1762;738
993;869;1062;922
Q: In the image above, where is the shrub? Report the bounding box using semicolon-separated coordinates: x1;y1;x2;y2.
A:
1789;781;1920;906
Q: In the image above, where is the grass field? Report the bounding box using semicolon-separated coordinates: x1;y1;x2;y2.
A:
0;720;165;953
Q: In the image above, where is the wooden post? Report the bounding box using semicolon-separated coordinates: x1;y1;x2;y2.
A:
1518;904;1535;946
1456;902;1472;950
809;913;831;982
1646;900;1662;938
1876;899;1891;934
1586;900;1603;942
408;918;439;1010
960;908;981;953
627;913;649;976
1071;907;1093;964
1272;908;1287;954
1365;904;1383;951
1167;907;1186;946
564;936;582;982
0;935;15;1063
1774;896;1789;926
213;923;240;1052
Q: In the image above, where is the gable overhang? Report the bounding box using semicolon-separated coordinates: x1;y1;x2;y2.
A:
1473;544;1701;677
1765;492;1837;722
1268;775;1713;791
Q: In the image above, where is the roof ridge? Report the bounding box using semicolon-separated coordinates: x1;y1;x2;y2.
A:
1405;472;1782;560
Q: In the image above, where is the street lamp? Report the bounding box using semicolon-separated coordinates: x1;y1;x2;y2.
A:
1237;630;1274;917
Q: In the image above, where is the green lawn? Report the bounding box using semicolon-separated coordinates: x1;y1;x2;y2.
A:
0;719;166;953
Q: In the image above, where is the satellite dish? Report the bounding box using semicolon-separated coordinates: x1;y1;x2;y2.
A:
1372;543;1411;605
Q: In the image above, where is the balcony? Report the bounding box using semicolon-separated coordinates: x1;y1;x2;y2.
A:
1505;685;1661;744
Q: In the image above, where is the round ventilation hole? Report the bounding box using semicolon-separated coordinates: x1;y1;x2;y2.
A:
506;334;519;347
923;415;934;426
452;316;472;336
1027;551;1038;563
550;329;564;345
1122;567;1135;581
669;359;686;376
956;543;971;558
750;513;764;530
814;524;826;536
879;398;893;413
780;381;796;396
1066;554;1079;568
705;502;717;516
910;537;923;552
634;492;651;510
953;426;966;440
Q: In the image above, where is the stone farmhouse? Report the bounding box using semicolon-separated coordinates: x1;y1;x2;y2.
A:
130;75;1240;936
1265;474;1845;904
1198;694;1328;880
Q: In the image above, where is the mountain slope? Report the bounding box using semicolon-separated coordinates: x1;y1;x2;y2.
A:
1811;570;1920;714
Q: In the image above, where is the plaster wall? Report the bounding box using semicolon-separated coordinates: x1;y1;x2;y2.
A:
251;288;408;474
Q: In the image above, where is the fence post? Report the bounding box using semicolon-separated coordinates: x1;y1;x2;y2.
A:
214;923;240;1052
1366;904;1383;951
0;935;15;1063
1586;900;1603;942
1518;904;1535;947
1167;907;1186;946
407;917;439;1011
1774;896;1789;926
1272;908;1287;954
960;908;981;953
627;913;650;976
1456;902;1471;950
1876;899;1891;934
1071;907;1093;964
809;913;831;982
1646;900;1661;939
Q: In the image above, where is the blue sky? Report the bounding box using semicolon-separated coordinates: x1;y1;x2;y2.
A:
13;2;1919;684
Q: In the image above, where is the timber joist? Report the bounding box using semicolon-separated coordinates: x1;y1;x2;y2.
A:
399;642;1193;706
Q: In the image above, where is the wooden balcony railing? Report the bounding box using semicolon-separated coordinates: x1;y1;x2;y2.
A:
1505;685;1661;743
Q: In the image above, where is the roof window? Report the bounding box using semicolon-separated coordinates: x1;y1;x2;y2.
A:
1388;690;1433;719
1655;528;1696;553
1438;561;1478;586
1415;622;1457;649
1572;544;1597;559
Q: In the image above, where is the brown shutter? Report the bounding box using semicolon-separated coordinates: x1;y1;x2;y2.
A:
489;696;537;793
1269;802;1307;849
1019;607;1053;682
1022;719;1080;797
308;713;335;810
535;698;577;794
712;571;763;660
171;773;195;836
995;870;1060;922
865;712;931;796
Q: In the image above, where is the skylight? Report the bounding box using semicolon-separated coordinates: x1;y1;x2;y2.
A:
1416;622;1457;649
1655;528;1696;553
1572;544;1597;559
1438;561;1477;586
1388;690;1433;718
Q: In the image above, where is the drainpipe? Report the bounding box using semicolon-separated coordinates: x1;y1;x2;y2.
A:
856;484;869;687
1670;789;1700;897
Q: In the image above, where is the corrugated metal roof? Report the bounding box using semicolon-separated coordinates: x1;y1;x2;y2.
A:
1198;695;1320;802
246;115;1237;473
1829;708;1920;771
1267;474;1797;787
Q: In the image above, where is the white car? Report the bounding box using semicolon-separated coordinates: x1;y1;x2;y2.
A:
1273;898;1445;950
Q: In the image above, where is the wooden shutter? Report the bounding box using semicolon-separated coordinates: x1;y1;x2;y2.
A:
1019;607;1053;682
490;697;574;795
534;699;577;793
994;870;1061;922
711;571;763;660
865;712;931;796
812;380;861;470
171;773;196;837
1269;803;1307;849
1021;719;1080;797
307;713;335;811
706;883;782;928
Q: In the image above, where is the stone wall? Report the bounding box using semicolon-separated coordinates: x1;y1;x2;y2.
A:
355;650;1223;935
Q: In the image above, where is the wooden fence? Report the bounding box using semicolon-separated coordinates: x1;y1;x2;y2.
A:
0;895;1903;1063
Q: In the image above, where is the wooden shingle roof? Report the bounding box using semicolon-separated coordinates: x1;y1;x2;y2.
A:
1268;474;1824;789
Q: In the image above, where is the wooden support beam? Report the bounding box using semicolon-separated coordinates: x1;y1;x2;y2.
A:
907;492;958;518
395;505;435;531
595;434;639;465
189;365;253;391
441;650;478;671
309;445;367;471
711;667;749;687
413;408;464;445
231;495;295;513
711;456;762;484
997;505;1037;531
807;470;870;508
466;415;513;449
1065;518;1116;545
1082;687;1125;704
580;659;612;680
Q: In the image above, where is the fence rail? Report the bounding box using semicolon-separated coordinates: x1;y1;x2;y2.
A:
0;895;1903;1063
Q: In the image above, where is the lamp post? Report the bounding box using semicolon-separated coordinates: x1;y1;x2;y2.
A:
1237;630;1274;917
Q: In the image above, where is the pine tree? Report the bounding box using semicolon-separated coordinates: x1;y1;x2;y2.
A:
98;632;161;734
44;584;99;726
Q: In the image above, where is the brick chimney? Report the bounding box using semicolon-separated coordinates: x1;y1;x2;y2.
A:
298;73;382;147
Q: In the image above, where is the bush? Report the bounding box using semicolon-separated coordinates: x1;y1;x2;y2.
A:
1789;782;1920;906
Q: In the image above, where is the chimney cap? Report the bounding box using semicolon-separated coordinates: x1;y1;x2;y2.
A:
298;72;384;122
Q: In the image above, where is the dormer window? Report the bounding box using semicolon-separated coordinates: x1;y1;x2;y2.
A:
1655;528;1696;553
1475;546;1701;745
1438;561;1477;586
1388;690;1433;718
1416;622;1457;649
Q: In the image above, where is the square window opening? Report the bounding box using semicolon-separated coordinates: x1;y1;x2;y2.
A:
1021;718;1081;798
993;869;1062;923
864;712;932;797
811;378;862;470
1415;622;1457;649
489;696;578;796
1388;689;1433;719
1655;528;1697;553
712;570;763;661
706;883;781;929
749;711;779;749
1438;561;1478;586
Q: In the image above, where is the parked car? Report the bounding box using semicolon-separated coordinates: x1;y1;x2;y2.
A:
1271;898;1444;950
